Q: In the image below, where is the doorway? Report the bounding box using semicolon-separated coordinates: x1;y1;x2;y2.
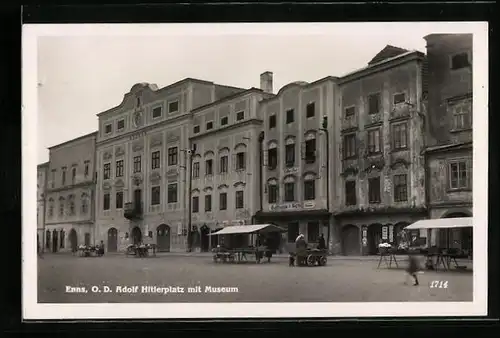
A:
341;225;360;256
52;229;58;253
107;227;118;252
131;226;142;245
156;224;171;252
367;223;383;255
69;229;78;252
134;189;142;209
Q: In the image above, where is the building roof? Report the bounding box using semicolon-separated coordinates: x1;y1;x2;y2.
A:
37;161;49;168
191;87;263;113
368;45;409;65
48;131;98;150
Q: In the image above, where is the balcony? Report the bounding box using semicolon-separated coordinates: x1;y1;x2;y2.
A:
124;202;143;220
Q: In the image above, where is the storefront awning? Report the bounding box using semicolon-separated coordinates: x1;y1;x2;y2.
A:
208;224;286;236
405;217;473;230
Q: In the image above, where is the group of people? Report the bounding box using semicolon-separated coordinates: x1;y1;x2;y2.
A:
289;233;326;266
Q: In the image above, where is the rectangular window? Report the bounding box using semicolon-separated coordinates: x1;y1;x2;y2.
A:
103;163;111;180
268;184;278;203
394;174;408;202
286;109;294;123
235;191;244;209
71;167;76;184
205;195;212;212
368;93;381;115
192;162;200;178
368;176;381;203
288;222;299;243
304;180;315;200
51;170;55;188
284;182;295;202
236;111;244;121
285;144;295;167
449;160;470;189
221;116;228;126
269;115;276;128
236;152;245;170
117;119;125;130
393;92;406;105
392;123;408;150
167;147;178;166
205;159;213;175
84;163;89;177
62;169;66;185
151;151;160;169
267;148;278;170
168;101;179;113
345;106;355;117
152;107;162;119
105;124;112;134
219;192;227;210
192;196;199;213
452;100;472;130
133;156;141;173
451;52;470;70
220;156;228;173
305;139;316;164
151;186;161;205
306;102;315;118
343;134;356;159
116;191;123;209
206;121;213;130
115;160;124;177
103;193;110;210
167;183;178;203
193;125;200;134
367;128;381;154
307;222;320;243
345;180;356;206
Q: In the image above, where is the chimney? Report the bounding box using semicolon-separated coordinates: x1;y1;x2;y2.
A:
260;71;273;94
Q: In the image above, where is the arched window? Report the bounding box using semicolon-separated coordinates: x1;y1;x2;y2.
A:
285;136;296;167
303;172;317;200
267;140;279;170
283;175;296;202
303;131;317;164
59;197;65;217
267;178;278;204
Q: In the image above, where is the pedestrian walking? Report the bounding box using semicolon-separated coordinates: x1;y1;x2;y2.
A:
405;254;420;286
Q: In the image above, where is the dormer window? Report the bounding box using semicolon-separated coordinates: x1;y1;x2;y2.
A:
168;101;179;113
152;106;162;119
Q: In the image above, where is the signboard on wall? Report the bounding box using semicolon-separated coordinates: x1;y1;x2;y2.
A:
389;225;394;242
382;226;388;240
270;203;301;211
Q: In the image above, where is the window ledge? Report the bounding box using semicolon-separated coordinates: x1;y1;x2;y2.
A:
450;128;472;134
390;148;409;154
446;188;472;193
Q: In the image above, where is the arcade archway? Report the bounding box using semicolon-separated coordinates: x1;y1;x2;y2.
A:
107;227;118;252
156;224;171;252
341;225;360;256
131;226;142;245
69;229;77;252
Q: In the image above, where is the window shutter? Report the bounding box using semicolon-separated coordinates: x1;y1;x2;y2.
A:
301;142;306;160
232;154;237;171
263;150;269;167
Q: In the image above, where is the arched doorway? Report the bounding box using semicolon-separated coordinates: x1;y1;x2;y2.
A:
107;228;118;252
69;229;78;252
341;225;360;256
131;226;142;245
52;229;58;253
45;230;51;250
200;224;210;252
367;223;383;255
442;212;472;252
156;224;170;252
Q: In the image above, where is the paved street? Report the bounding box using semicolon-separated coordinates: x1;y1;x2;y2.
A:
38;254;473;303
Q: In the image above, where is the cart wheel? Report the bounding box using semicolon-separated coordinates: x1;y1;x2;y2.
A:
306;255;315;266
319;256;327;266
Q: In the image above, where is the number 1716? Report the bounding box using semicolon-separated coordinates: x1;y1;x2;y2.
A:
430;280;448;288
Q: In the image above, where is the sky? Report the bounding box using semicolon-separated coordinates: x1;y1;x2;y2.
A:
34;22;480;164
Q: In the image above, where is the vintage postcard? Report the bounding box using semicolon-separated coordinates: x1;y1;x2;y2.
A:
22;22;488;320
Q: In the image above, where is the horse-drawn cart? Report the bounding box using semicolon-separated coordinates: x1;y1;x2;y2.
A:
295;248;328;267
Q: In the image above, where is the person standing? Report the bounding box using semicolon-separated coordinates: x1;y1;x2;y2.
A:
318;234;326;250
405;254;420;286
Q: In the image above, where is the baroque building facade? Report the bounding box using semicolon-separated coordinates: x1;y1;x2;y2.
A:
423;34;473;251
94;79;246;252
44;132;97;252
332;46;428;255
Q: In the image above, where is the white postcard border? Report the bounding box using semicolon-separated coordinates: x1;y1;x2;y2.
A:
22;22;488;320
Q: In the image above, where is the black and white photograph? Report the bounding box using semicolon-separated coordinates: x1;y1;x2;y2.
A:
22;22;488;319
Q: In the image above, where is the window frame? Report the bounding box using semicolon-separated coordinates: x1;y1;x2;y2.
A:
303;179;316;201
235;190;244;209
392;122;408;150
168;100;179;113
151;186;161;205
167;147;178;166
219;192;227;210
343;133;357;159
393;174;408;202
448;159;471;190
345;180;357;206
204;194;212;212
103;163;111;180
117;119;125;131
133;155;141;173
306;102;315;118
152;106;163;119
167;183;178;203
220;116;229;126
151;151;161;170
284;182;295;202
116;191;123;209
115;159;124;177
269;115;277;129
286;109;295;124
236;111;245;121
367;128;382;154
367;92;381;115
368;176;381;204
192;196;199;213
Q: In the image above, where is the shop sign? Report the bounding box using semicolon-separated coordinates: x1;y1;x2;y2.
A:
382;226;388;240
270;203;301;211
303;201;315;209
362;229;367;238
362;237;367;246
389;225;394;242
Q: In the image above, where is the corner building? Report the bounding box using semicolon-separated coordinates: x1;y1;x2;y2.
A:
94;79;245;252
189;86;274;252
333;46;428;255
44;132;97;252
423;34;473;251
254;76;338;253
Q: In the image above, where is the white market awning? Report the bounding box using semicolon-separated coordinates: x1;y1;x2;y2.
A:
405;217;473;230
208;224;285;236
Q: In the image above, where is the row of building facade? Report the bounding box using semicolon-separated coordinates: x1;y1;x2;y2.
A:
37;33;473;255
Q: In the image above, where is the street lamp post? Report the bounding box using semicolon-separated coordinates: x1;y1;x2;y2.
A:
186;143;197;252
319;115;331;254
